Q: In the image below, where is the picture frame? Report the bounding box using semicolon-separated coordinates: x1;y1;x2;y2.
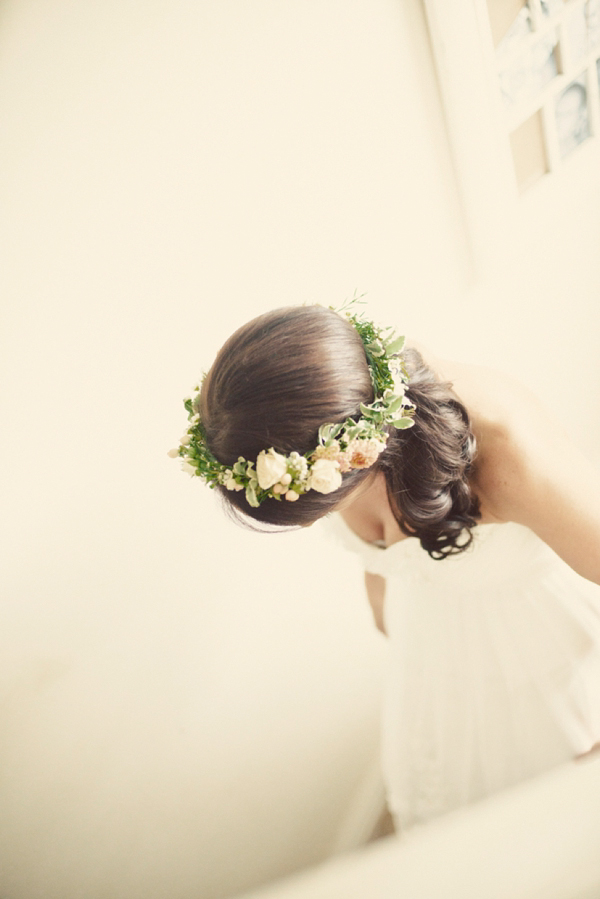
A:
423;0;600;268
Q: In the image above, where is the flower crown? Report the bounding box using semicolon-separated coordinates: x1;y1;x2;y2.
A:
168;299;416;507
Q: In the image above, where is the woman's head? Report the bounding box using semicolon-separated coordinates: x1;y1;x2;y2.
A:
186;302;479;556
199;305;378;527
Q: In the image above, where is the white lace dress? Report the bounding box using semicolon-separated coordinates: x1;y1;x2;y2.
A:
329;515;600;830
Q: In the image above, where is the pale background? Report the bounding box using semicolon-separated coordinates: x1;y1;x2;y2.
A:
1;1;599;898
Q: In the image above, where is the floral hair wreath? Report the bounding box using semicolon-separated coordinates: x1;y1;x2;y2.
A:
168;298;416;507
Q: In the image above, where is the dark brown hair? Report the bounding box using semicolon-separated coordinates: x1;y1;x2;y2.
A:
200;305;480;557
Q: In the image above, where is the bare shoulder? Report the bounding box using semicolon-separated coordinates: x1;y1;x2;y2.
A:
457;366;555;521
413;346;552;518
409;338;542;439
450;361;600;584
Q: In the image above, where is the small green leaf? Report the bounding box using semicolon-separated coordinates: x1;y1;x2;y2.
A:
384;396;404;414
344;426;362;442
319;423;338;445
391;417;415;429
385;335;405;356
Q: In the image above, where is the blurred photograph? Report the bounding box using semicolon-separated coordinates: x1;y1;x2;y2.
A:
566;0;600;63
540;0;565;16
555;77;590;157
497;17;559;110
589;0;600;47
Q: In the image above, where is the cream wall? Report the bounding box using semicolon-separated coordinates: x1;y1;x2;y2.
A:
1;2;599;899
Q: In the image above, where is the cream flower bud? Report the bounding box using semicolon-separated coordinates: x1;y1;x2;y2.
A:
272;483;286;494
256;448;288;490
284;489;300;502
181;461;197;476
180;434;192;446
307;458;342;494
280;473;292;486
167;448;180;458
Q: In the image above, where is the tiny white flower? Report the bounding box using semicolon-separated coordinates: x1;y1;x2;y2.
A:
307;458;342;494
189;413;200;425
256;448;288;490
167;448;180;458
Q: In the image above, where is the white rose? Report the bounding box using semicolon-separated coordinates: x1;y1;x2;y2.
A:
307;458;342;494
256;448;288;490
